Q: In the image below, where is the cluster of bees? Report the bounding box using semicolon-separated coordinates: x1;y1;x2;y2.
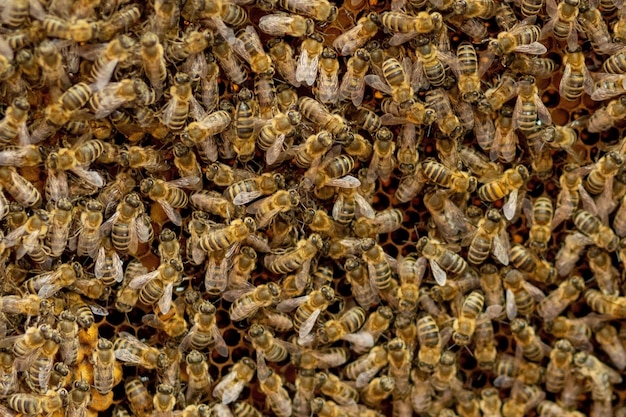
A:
4;0;626;415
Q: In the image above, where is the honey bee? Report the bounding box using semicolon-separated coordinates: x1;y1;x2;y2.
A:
103;193;153;254
594;324;626;371
296;33;324;87
259;12;313;37
333;12;379;55
276;0;337;22
234;25;273;75
4;208;49;262
537;276;584;321
141;297;188;338
413;37;447;88
421;160;477;194
479;263;505;314
478;165;529;221
490;106;517;163
353;208;403;238
259;110;301;165
179;300;227;356
125;378;153;417
248;323;290;363
579;0;620;55
82;35;135;91
150;384;175;417
36;40;71;89
7;389;67;415
233;402;263;417
114;332;166;371
417;314;446;372
415;236;468;285
589;246;620;296
298;96;348;135
212;35;247;85
317;306;368;346
586;96;626;133
25;261;82;299
198;217;256;255
503;267;546;319
559;47;593;101
367;128;396;183
344;345;388;388
92;338;121;395
537;401;584;417
513;75;552;134
430;351;460;393
161;72;201;132
97;3;142;40
360;240;395;299
277;285;334;345
212;357;256;404
511;318;549;362
344;257;379;308
314;372;359;408
227;282;281;321
128;259;183;314
0;97;30;145
380;11;442;46
573;209;619;251
573;350;623;402
477;72;517;114
268;39;299;88
184;350;212;404
453;290;502;345
360;376;394;408
339;48;370;107
138;32;166;96
183;110;231;163
0;166;41;208
488;17;547;56
140;176;197;227
66;380;91;417
225;172;285;205
467;208;510;266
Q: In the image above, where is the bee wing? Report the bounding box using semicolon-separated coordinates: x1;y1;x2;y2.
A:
364;75;393;95
70;166;105;188
325;175;361;188
266;133;286;166
596;177;615;225
332;194;346;221
391;0;407;9
390;32;418;46
3;225;25;248
591;74;626;101
492;231;510;266
559;62;573;98
88;303;109;316
503;189;518;221
277;295;309;313
428;258;447;286
295;261;312;292
128;270;159;290
317;69;339;104
522;281;546;301
0;147;29;166
514;42;547;55
296;46;319;87
350;77;366;107
233;190;264;206
46;169;69;204
356;365;381;389
168;176;202;189
355;192;375;219
158;200;182;227
158;282;174;314
512;96;523;131
380;114;411;126
259;14;296;36
38;282;63;299
505;288;517;320
333;25;363;55
342;331;374;349
552;189;574;230
534;95;552;126
210;325;229;357
222;283;254;302
578;184;599;216
205;254;229;294
298;308;322;345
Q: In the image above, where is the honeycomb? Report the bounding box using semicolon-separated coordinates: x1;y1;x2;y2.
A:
1;0;626;415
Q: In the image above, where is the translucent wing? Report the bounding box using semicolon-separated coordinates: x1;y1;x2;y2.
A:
296;46;319;86
325;175;361;188
210;326;229;357
128;270;159;290
71;166;105;188
158;282;173;314
492;233;510;265
232;190;264;206
364;75;393;95
259;14;298;36
514;42;547;55
276;295;309;313
429;258;447;286
503;189;518;221
298;308;321;345
158;200;182;227
506;289;517;320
